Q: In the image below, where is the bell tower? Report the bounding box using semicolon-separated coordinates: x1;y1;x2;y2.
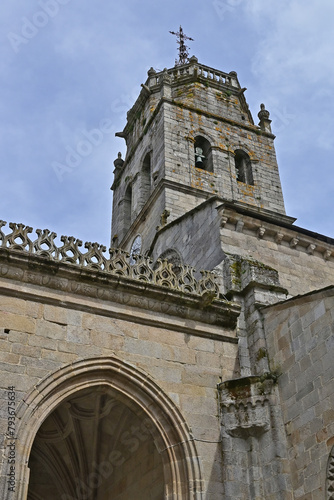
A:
111;55;286;258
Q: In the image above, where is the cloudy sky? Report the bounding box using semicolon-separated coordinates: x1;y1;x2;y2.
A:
1;0;333;248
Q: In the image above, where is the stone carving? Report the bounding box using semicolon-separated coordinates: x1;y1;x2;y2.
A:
290;237;299;248
1;221;33;251
222;399;271;438
153;259;178;289
33;229;58;258
178;265;197;294
160;209;170;227
58;235;83;264
155;248;183;275
0;220;219;299
132;254;154;282
324;249;332;261
220;375;274;439
83;242;107;270
106;248;131;277
327;445;334;500
275;232;284;244
307;243;316;255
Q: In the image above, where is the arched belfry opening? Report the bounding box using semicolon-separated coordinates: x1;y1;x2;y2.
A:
123;184;132;232
12;358;203;500
27;386;164;500
234;149;254;185
194;136;213;172
141;152;152;207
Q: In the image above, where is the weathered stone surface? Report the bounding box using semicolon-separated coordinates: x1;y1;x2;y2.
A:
263;288;334;500
0;57;333;500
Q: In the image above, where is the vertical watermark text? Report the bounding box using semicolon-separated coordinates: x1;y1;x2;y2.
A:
6;386;16;493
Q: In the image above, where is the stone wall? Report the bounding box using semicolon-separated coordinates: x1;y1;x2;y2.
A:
219;212;334;297
151;198;224;274
262;287;334;499
0;248;240;499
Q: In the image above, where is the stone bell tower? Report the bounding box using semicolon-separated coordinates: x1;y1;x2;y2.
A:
111;56;286;258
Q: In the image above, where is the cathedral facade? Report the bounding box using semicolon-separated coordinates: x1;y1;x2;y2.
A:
0;56;334;499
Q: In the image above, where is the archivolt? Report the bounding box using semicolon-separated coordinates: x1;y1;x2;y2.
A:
327;445;334;500
6;356;204;500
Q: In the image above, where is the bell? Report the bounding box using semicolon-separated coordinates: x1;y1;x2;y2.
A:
195;147;205;167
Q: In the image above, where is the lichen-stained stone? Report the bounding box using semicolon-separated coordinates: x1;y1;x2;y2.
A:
0;56;334;499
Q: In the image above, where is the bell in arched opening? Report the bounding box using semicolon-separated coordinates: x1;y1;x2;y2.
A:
194;136;213;172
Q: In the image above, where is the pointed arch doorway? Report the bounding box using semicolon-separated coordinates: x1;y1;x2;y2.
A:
10;357;203;500
28;385;165;499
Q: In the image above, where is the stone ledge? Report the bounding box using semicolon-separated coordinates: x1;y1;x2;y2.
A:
217;203;334;260
0;253;241;336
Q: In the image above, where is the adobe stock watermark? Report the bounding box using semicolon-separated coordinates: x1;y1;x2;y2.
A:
52;118;116;182
7;0;72;54
213;0;243;21
60;418;156;500
52;92;137;182
270;107;295;134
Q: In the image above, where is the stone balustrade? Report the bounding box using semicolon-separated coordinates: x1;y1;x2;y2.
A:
146;58;239;89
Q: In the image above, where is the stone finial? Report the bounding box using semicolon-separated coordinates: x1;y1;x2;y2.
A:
189;55;198;64
258;103;270;121
161;68;172;86
228;71;238;88
147;67;156;76
113;152;124;171
258;104;272;133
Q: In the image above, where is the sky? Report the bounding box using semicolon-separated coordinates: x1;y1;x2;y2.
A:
1;0;333;249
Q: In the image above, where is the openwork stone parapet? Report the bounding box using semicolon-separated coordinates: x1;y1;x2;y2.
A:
0;220;220;299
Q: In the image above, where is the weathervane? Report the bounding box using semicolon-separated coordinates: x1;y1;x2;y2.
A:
169;26;194;66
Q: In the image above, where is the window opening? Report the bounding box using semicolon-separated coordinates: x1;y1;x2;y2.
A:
141;152;151;202
234;149;254;185
194;136;213;172
124;184;132;232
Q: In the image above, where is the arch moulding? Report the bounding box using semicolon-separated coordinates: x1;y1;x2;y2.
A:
3;356;204;500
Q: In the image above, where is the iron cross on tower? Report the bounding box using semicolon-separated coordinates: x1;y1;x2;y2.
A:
169;26;194;65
